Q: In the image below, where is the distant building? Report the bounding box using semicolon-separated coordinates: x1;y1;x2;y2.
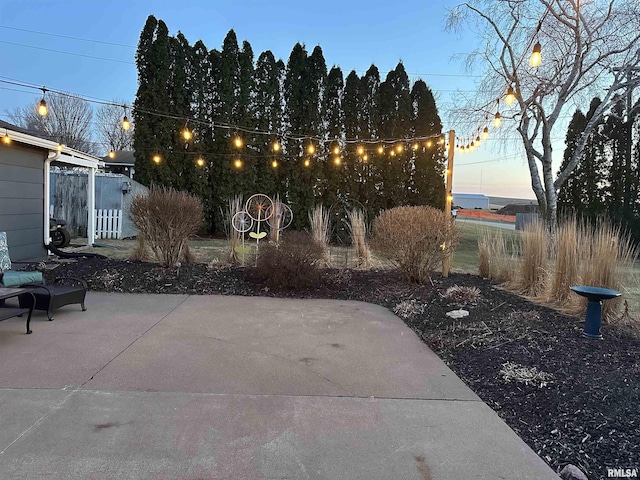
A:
101;150;135;178
452;193;490;210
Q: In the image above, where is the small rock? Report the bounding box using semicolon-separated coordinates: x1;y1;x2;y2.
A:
445;309;469;319
559;464;588;480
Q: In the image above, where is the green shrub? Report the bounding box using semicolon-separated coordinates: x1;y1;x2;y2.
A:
253;231;324;291
129;186;203;267
371;206;459;284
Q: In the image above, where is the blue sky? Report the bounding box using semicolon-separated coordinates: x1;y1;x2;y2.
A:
0;0;537;199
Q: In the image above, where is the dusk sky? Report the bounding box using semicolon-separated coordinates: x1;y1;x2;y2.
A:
0;0;542;199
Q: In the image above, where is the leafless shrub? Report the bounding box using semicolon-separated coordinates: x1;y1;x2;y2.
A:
129;186;203;268
611;301;640;337
498;362;554;388
442;285;481;304
393;299;425;319
371;206;459;285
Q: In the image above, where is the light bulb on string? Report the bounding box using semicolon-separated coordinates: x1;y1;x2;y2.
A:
530;42;542;68
426;140;432;148
271;159;279;169
108;150;115;159
362;154;369;162
494;100;502;128
233;136;243;149
357;145;365;156
412;143;419;151
390;150;396;157
333;145;340;155
182;125;192;141
307;143;316;155
333;156;342;166
475;135;481;146
233;158;243;169
377;145;384;154
272;140;281;152
2;131;10;144
56;143;64;152
121;105;131;131
482;126;489;140
304;158;311;168
38;87;48;116
505;85;515;106
395;144;404;153
196;158;206;168
153;154;161;164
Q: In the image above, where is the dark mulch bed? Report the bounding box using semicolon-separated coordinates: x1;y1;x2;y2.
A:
43;257;639;479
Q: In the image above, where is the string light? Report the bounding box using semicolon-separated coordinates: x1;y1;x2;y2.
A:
303;158;311;167
153;154;161;164
494;112;502;128
333;156;341;166
395;144;404;153
196;157;206;167
333;144;340;155
38;87;48;116
307;143;316;155
426;140;432;148
505;86;515;106
272;140;281;152
233;136;243;149
412;142;419;151
182;125;192;141
482;126;489;140
377;145;384;154
56;143;63;152
271;159;279;168
362;154;369;162
108;150;115;159
233;158;243;169
390;150;396;157
357;145;365;156
530;42;542;68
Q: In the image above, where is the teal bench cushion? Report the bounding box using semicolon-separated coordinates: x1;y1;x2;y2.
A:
1;270;43;287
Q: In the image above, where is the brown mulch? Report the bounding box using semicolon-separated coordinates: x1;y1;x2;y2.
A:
41;257;640;479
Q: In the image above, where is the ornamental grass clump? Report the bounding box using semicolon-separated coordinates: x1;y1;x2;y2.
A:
129;186;203;268
346;208;371;268
309;205;331;267
371;205;459;285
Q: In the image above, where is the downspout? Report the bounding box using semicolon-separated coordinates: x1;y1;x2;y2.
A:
44;150;60;249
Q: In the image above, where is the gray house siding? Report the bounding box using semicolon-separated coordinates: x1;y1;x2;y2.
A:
0;143;47;261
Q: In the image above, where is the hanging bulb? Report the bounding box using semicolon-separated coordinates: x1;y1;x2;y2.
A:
363;154;369;162
38;98;48;116
390;150;396;157
530;42;542;68
303;158;311;167
475;135;481;145
233;136;243;148
426;140;432;148
2;132;10;144
357;145;365;156
482;127;489;140
377;145;384;154
57;143;64;152
272;141;281;152
182;127;192;141
333;145;340;155
307;143;316;155
505;86;515;106
196;158;206;167
271;159;279;168
395;144;404;153
108;150;115;159
333;156;342;166
233;158;243;169
494;112;502;128
412;143;419;151
121;115;131;131
153;154;161;164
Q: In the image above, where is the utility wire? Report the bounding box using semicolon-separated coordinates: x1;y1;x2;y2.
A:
0;25;136;48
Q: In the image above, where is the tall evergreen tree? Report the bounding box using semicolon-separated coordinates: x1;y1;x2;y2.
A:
410;80;445;209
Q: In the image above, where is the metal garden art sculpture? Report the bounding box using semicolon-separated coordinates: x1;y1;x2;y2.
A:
230;194;293;265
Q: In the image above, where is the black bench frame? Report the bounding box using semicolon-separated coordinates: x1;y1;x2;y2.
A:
19;277;87;321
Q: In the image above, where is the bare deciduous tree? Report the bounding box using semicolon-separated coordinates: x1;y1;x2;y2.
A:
8;92;96;154
95;101;134;154
448;0;640;229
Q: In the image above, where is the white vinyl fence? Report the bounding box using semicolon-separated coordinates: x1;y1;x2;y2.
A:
95;209;122;239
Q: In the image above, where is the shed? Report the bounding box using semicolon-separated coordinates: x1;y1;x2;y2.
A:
452;193;490;210
0;120;103;261
101;150;135;178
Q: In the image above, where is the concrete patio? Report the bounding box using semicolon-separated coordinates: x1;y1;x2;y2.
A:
0;292;559;479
